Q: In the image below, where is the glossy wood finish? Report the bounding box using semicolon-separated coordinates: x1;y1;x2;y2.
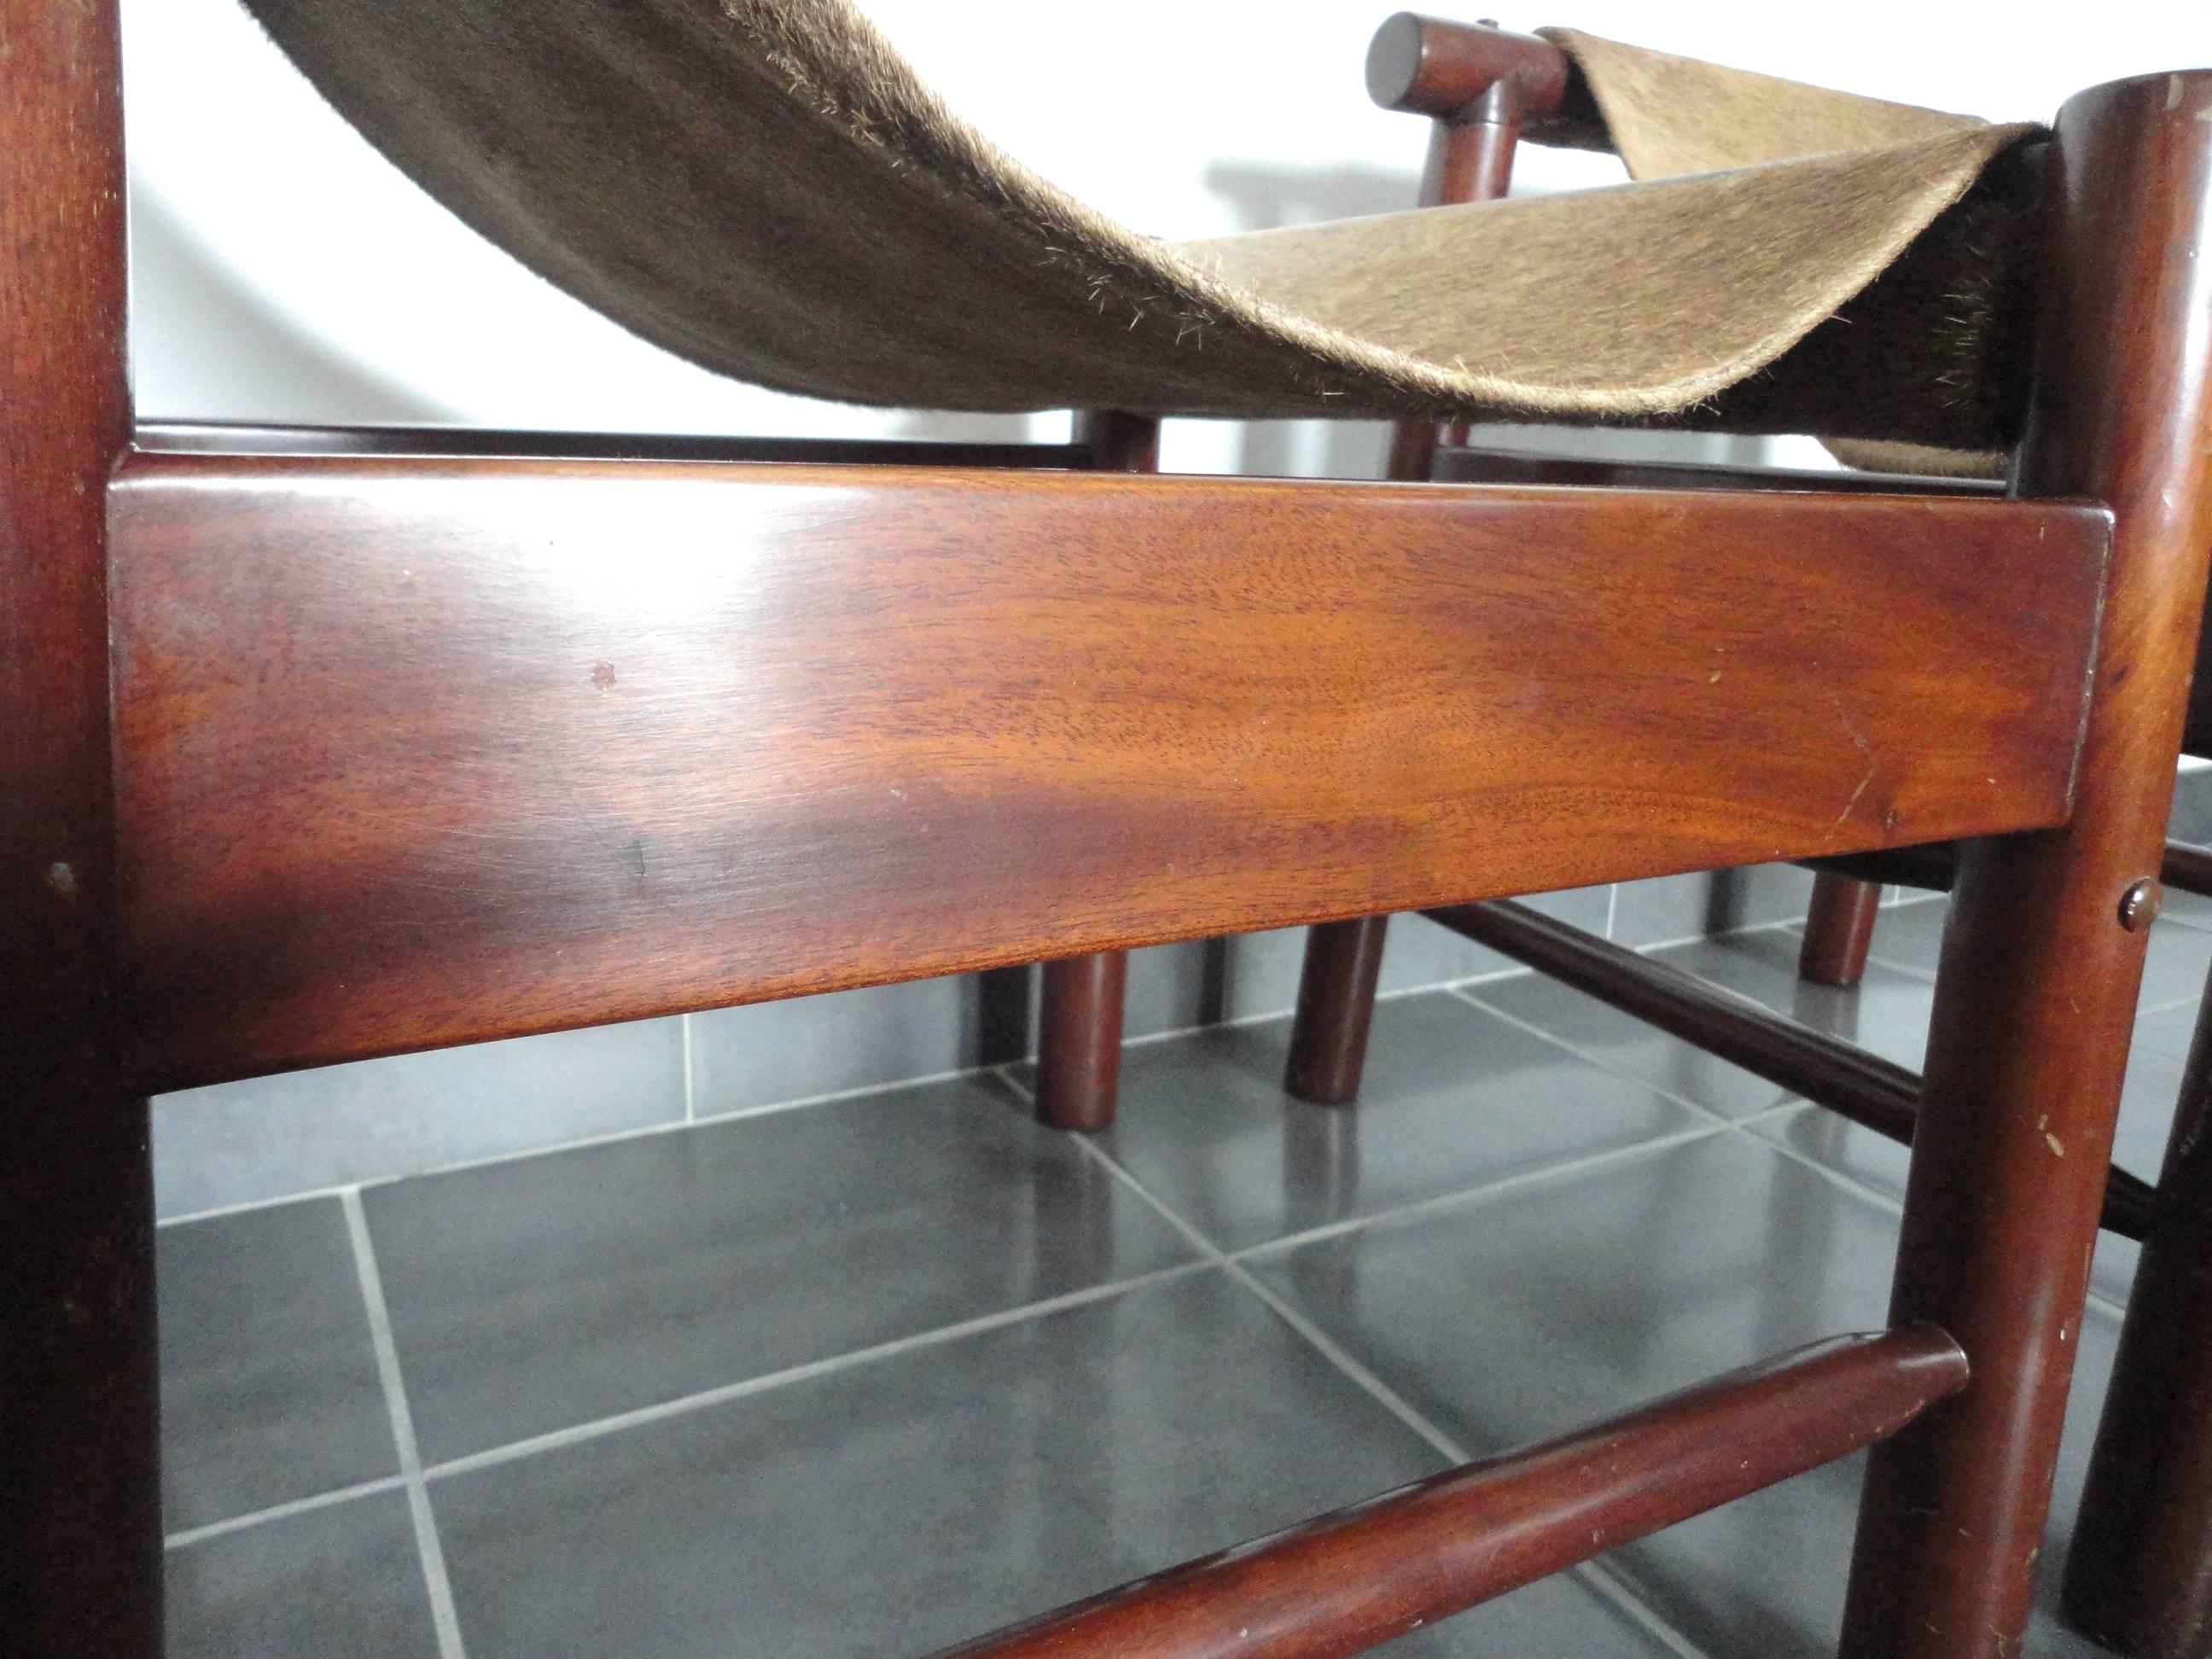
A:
1033;412;1160;1132
108;454;2109;1091
1285;16;1538;1107
1432;444;2005;497
1799;870;1882;987
2068;976;2212;1655
0;2;160;1655
1036;952;1127;1133
1842;69;2212;1659
1284;918;1391;1105
934;1327;1966;1659
1428;900;2153;1239
1364;15;1571;126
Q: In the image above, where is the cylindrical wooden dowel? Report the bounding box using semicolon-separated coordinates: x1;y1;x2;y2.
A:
2067;983;2212;1653
1284;917;1391;1105
933;1327;1966;1659
1798;871;1883;987
1037;950;1128;1133
1427;899;2156;1239
1842;67;2212;1659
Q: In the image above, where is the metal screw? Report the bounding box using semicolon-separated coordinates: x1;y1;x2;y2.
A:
2121;878;2163;932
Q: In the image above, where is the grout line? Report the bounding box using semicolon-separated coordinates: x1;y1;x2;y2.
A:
995;1059;1726;1270
1226;1129;1730;1266
681;1014;696;1124
158;1053;1014;1231
342;1190;469;1659
1052;1121;1466;1463
164;1474;411;1551
1604;882;1621;943
160;1179;365;1231
424;1258;1213;1482
1055;1105;1714;1659
1444;985;1743;1133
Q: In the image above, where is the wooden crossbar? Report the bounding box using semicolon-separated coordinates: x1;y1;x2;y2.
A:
108;445;2109;1089
932;1328;1968;1659
1429;899;2157;1238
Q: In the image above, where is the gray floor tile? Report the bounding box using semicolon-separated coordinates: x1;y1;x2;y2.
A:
1613;863;1816;949
1470;971;1799;1120
1247;1133;1899;1454
364;1074;1198;1464
1095;992;1708;1253
166;1491;439;1659
432;1269;1667;1658
1597;1308;2127;1659
1748;1035;2183;1307
160;1199;395;1534
1654;931;1934;1071
1246;1132;2126;1656
1860;899;2212;1015
154;1016;685;1220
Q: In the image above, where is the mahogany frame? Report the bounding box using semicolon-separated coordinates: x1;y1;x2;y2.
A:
9;9;2212;1659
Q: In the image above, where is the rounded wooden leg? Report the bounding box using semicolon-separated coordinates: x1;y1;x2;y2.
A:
1839;69;2212;1659
1037;952;1126;1132
2064;983;2212;1655
1285;917;1390;1104
1799;872;1881;987
3;1;162;1651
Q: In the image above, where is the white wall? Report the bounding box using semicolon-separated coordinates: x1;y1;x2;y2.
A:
124;0;2209;478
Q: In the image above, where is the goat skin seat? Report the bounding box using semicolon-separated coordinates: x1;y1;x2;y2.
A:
240;0;2039;462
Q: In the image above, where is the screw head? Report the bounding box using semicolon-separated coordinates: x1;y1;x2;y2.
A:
2121;878;2164;932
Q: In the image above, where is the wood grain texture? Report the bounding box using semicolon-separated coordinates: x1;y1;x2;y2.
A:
1843;68;2212;1659
1284;45;1535;1111
0;1;160;1653
109;452;2109;1090
933;1327;1965;1659
1030;410;1161;1134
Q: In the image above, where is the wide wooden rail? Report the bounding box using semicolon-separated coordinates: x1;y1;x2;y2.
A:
108;443;2110;1091
1432;899;2157;1237
933;1327;1968;1659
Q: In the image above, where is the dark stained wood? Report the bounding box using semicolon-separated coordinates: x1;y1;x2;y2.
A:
135;420;1088;470
2067;978;2212;1653
1033;410;1161;1132
1427;900;2154;1239
1433;445;2005;497
1286;24;1537;1107
1036;953;1127;1134
1808;837;2212;902
1284;918;1390;1105
933;1327;1966;1659
2163;839;2212;901
0;1;160;1655
1799;871;1882;987
1799;842;1960;891
1842;68;2212;1659
1364;15;1571;125
108;456;2111;1092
